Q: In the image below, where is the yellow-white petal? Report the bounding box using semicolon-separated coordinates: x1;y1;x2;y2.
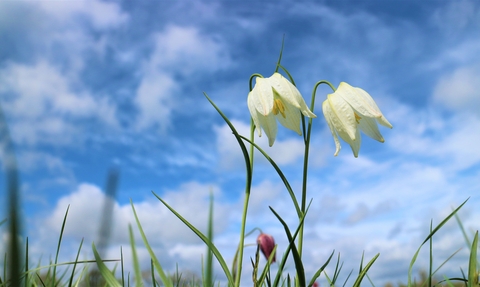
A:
250;77;274;116
270;73;316;118
322;100;342;156
326;93;357;141
323;98;361;157
275;99;302;135
337;82;393;129
357;116;384;142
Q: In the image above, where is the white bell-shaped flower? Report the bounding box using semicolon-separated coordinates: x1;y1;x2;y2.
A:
322;82;392;157
248;73;316;146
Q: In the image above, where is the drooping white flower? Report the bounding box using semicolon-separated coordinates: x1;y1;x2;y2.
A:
247;72;316;146
322;82;392;157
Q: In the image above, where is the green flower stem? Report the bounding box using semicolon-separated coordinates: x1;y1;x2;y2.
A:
297;80;336;259
234;79;259;287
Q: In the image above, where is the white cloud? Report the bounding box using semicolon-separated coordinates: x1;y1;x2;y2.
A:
38;0;129;30
0;61;118;145
29;181;236;274
134;72;176;132
134;25;231;131
388;102;480;171
150;25;231;75
431;0;480;34
433;64;480;115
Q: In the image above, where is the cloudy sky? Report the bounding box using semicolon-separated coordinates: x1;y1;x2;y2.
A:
1;0;480;285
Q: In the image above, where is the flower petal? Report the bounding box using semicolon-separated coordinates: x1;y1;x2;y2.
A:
336;82;393;129
270;73;316;118
322;100;342;156
327;93;357;141
251;77;274;116
248;91;264;137
323;98;361;157
275;99;302;135
357;116;385;142
257;112;278;147
336;82;381;117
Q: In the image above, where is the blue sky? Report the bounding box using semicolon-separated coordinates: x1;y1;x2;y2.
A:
1;0;480;285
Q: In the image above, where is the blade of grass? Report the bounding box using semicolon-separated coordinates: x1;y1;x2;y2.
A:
468;231;478;287
352;253;380;287
408;198;469;286
204;192;214;287
256;245;277;287
92;243;122;287
130;201;173;287
269;207;305;287
51;205;70;287
203;91;252;287
239;135;301;217
128;224;144;287
149;194;234;286
67;238;84;287
307;250;335;287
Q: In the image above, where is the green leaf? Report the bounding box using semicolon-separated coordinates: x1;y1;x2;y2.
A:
269;207;306;287
307;250;335;287
239;135;301;217
130;202;173;287
352;253;379;287
408;198;469;286
468;231;478;287
128;225;144;287
92;243;122;287
151;194;234;286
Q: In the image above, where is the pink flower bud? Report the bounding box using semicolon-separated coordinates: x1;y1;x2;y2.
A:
257;233;276;262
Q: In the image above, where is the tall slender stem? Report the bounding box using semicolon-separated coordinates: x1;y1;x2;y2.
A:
297;80;336;259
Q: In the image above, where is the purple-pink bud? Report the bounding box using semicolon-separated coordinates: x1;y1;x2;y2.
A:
257;233;276;262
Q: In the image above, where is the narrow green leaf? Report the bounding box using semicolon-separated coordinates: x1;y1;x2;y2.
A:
92;243;122;287
67;238;84;287
240;135;301;217
408;198;469;286
269;207;305;287
150;194;234;286
352;253;379;287
130;201;173;287
128;225;144;287
307;250;335;287
468;231;478;287
51;205;70;287
204;192;214;287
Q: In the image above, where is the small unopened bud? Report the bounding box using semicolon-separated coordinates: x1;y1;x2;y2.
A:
257;233;276;262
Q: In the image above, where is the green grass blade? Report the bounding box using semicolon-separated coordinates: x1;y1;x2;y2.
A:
67;238;84;287
204;192;214;287
455;213;473;251
121;247;125;287
203;91;252;287
150;194;234;286
408;198;469;286
92;243;122;287
256;245;277;286
239;135;301;217
52;205;70;286
468;231;478;287
352;253;379;287
128;224;144;287
130;201;173;287
307;250;335;287
269;207;305;287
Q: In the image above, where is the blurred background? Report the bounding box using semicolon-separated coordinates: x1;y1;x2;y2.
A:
0;0;479;286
